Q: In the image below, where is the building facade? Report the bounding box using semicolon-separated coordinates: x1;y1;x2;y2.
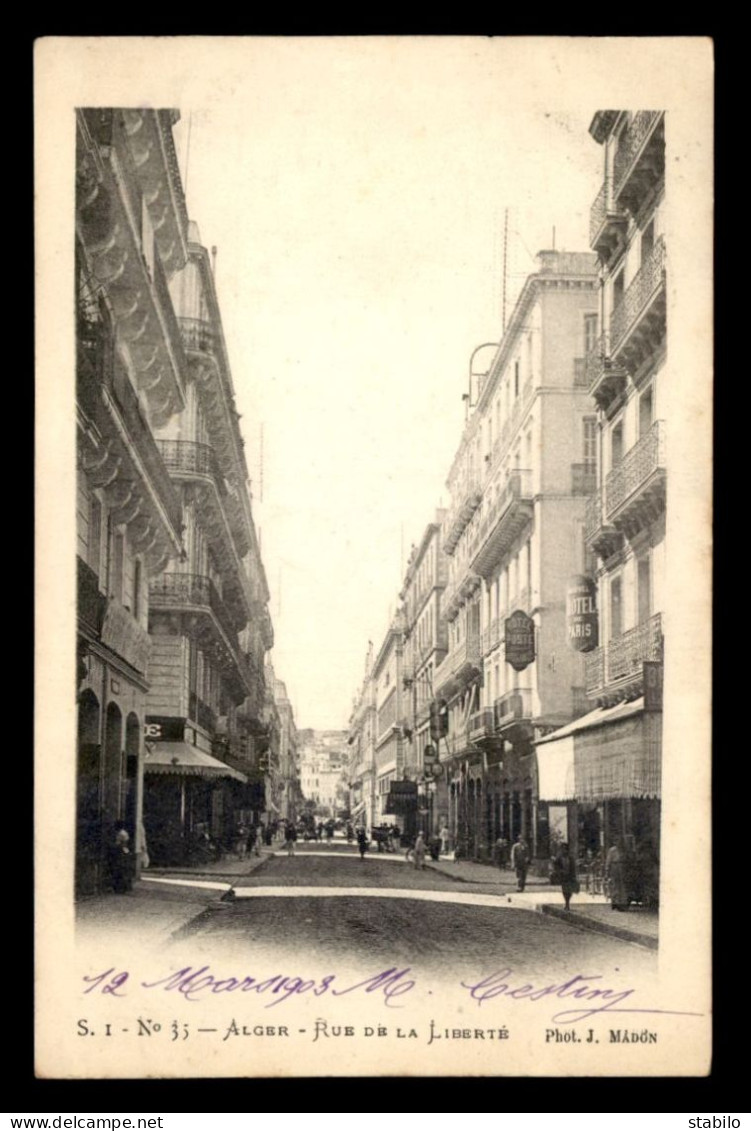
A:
299;730;349;818
536;112;665;894
75;108;189;894
398;514;448;836
142;214;272;865
371;616;412;831
274;675;301;823
347;644;376;831
436;250;600;862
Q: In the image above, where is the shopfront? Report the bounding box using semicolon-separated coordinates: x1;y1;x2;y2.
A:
536;698;662;896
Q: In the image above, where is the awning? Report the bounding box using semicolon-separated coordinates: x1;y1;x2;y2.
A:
144;741;247;783
350;800;366;819
535;698;645;745
537;735;576;801
535;698;660;803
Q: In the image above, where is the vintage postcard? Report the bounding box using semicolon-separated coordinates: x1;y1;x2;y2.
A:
35;36;713;1078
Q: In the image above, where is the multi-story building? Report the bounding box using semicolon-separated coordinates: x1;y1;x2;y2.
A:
75;107;189;894
299;729;348;818
371;614;414;833
398;513;448;835
274;675;301;823
436;250;600;862
536;112;665;883
141;214;272;865
347;643;376;830
262;660;284;823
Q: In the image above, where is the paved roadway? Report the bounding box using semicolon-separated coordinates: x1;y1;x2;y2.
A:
155;841;657;984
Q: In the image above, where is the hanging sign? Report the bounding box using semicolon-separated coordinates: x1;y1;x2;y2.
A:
567;575;599;653
504;610;535;671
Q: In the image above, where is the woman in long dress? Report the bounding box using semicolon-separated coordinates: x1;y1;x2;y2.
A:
552;842;578;911
413;831;426;870
605;839;629;911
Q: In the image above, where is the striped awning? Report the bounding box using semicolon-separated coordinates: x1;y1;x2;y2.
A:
535;698;660;803
144;741;247;783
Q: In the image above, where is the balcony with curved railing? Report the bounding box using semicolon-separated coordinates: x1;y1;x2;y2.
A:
156;438;255;622
614;112;664;215
587;613;663;693
605;420;666;537
148;572;255;699
589;178;628;261
585;487;623;560
609;237;666;372
469;470;534;580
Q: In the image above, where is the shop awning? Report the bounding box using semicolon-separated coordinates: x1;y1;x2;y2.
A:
535;698;660;803
536;735;576;801
535;698;645;744
144;741;247;783
350;800;366;819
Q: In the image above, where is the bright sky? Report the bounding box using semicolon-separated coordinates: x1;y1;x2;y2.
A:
168;40;603;728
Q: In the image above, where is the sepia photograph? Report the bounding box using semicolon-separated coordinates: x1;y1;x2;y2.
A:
35;36;713;1078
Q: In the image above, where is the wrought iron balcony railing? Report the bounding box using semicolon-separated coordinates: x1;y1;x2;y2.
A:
149;572;235;644
157;438;219;479
614;112;663;199
606;420;666;519
609;237;666;355
584;647;605;693
469;470;534;577
607;613;663;683
179;316;215;356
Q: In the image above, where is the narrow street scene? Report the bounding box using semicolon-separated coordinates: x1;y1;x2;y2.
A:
74;96;667;960
64;46;713;1081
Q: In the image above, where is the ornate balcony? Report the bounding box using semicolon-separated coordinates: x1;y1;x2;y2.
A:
469;707;495;742
585;488;623;560
605;421;666;537
177;315;252;559
157;439;253;627
77;312;182;572
586;614;663;695
585;333;628;410
614;112;665;216
149;572;254;702
443;483;483;556
610;238;666;374
589;178;628;262
493;689;533;743
76;110;186;428
435;631;482;695
469;470;534;580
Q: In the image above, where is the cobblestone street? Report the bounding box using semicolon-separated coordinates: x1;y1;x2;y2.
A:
137;843;658;986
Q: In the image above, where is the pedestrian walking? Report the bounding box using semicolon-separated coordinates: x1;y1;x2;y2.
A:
550;841;579;911
511;834;529;892
356;827;368;860
235;822;248;860
284;821;297;856
439;823;450;855
413;831;426;870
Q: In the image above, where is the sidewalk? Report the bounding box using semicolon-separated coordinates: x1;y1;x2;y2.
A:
425;855;658;950
75;850;275;944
